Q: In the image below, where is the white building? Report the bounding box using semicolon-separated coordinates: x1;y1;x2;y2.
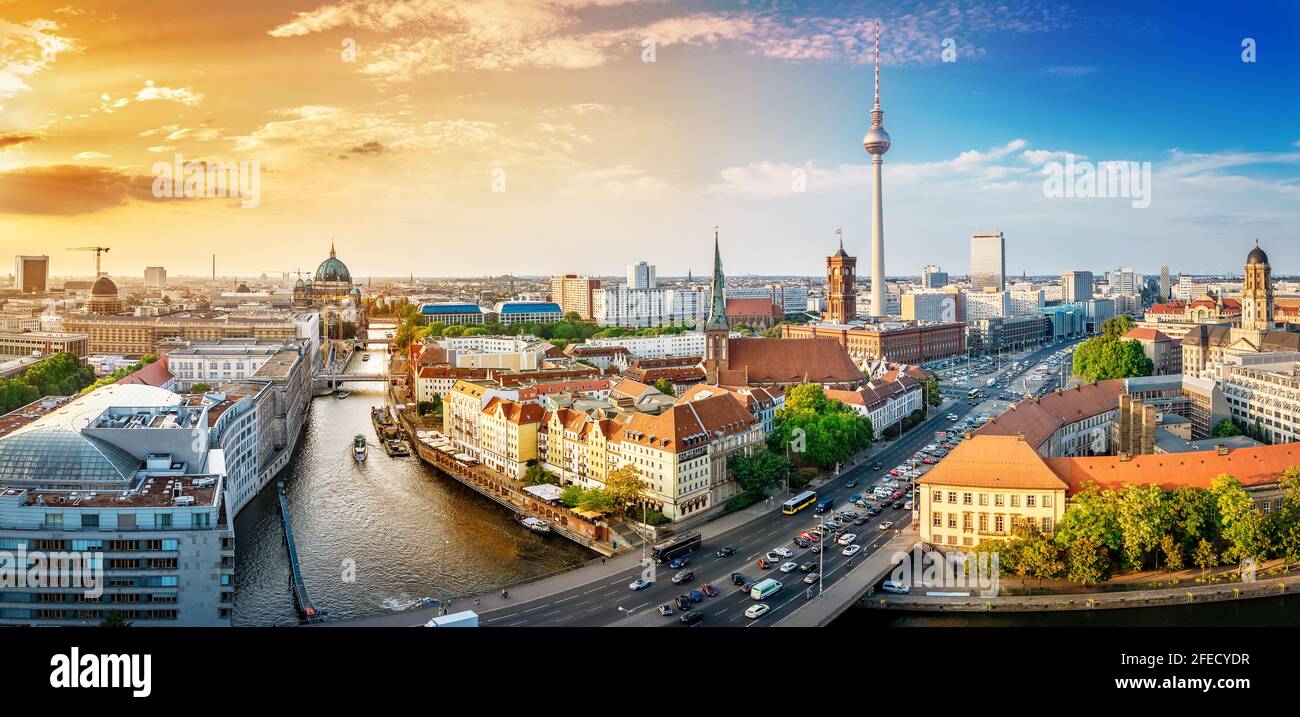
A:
1010;289;1045;315
145;266;168;289
627;261;656;289
965;290;1011;320
725;285;810;316
592;285;707;328
167;338;297;391
586;332;714;359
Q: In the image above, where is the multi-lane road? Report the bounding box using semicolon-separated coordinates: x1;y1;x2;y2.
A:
478;340;1080;628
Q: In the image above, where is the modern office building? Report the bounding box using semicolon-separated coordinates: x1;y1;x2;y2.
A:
1036;303;1089;340
548;274;600;320
1061;270;1094;303
0;384;237;626
725;285;809;317
14;255;49;294
0;331;89;359
626;261;655;290
592;284;706;327
1107;267;1141;296
901;291;961;323
967;315;1052;355
493;301;563;325
145;266;168;290
965;290;1010;320
921;265;949;289
1159;265;1170;300
418;302;488;325
970;232;1006;292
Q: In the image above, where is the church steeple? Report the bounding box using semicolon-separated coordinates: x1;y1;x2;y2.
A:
703;226;730;385
704;226;729;332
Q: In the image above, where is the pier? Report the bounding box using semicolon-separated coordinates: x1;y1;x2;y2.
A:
276;481;325;623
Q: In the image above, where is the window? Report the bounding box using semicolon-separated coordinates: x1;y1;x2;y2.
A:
1026;495;1036;508
932;512;942;527
947;514;957;529
44;513;63;529
81;513;99;529
947;491;957;504
994;515;1004;533
978;513;988;532
978;493;988;506
1041;517;1053;532
1010;495;1020;508
1042;494;1053;508
993;494;1005;507
155;514;172;529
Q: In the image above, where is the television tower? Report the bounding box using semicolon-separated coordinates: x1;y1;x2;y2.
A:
864;20;891;317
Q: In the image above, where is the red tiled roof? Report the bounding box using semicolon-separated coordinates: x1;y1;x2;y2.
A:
917;435;1069;490
725;298;782;317
1123;327;1172;342
616;392;753;452
721;337;863;385
976;380;1125;448
1046;443;1300;495
117;357;174;388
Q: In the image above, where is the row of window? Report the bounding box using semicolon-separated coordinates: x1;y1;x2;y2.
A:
931;511;1053;534
930;490;1053;508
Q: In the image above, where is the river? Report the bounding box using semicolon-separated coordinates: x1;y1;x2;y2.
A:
231;333;594;626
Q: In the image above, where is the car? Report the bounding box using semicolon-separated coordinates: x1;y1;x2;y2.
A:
731;572;747;586
674;595;691;610
792;536;809;549
688;589;703;602
904;500;914;510
872;464;883;471
671;570;694;585
855;499;870;508
838;533;858;545
772;546;794;559
849;493;861;503
742;581;756;593
846;478;859;488
842;544;863;557
878;521;895;531
628;578;652;591
810;544;822;554
800;531;819;542
657;603;674;616
888;469;902;477
744;603;771;619
922;457;937;465
947;414;960;421
803;572;820;585
854;517;868;526
799;561;815;572
867;507;881;516
881;580;911;594
668;556;690;569
891;491;904;500
779;561;799;573
715;546;736;558
701;583;718;598
892;501;905;509
679;610;704;625
756;558;773;570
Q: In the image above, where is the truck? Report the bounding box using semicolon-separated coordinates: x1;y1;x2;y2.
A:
422;610;479;627
986;378;996;387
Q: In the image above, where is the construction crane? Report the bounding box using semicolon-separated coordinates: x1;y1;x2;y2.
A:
67;246;111;277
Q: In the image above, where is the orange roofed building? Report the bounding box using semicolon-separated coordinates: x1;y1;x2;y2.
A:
919;434;1299;549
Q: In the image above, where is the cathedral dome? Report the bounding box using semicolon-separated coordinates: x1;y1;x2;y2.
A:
315;243;352;284
90;276;118;296
1246;245;1269;266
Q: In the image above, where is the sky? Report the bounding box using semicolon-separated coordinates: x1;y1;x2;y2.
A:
0;0;1298;281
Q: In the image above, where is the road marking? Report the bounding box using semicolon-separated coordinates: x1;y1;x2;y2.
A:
553;594;580;604
521;604;549;614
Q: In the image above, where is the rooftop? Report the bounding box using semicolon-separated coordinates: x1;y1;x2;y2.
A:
917;434;1069;491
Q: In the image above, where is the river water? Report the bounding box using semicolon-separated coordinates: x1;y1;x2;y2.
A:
231;336;594;626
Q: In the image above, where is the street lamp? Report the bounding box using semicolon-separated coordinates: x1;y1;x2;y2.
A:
617;605;636;625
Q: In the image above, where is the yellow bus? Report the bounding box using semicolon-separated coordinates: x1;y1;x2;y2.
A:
782;490;817;515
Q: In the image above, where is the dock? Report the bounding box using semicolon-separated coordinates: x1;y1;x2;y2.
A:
277;480;325;624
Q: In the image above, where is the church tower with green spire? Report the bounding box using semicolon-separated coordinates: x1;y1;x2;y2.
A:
703;227;730;385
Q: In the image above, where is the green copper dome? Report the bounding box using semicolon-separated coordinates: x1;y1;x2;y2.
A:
315;242;352;283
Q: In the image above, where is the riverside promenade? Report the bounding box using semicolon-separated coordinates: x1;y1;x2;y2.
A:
867;569;1300;613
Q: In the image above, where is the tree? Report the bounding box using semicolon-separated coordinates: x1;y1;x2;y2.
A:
1212;418;1242;438
523;464;557;487
730;449;791;495
1071;328;1153;382
1053;483;1123;554
1212;474;1265;569
1116;483;1169;570
1193;538;1218;578
920;374;942;409
1065;537;1111;587
603;464;645;511
560;485;584;508
1100;315;1133;339
99;610;133;628
577;487;614;513
652;378;675;396
1021;534;1065;587
1278;466;1300;508
1160;534;1183;573
190;383;213;393
770;384;873;469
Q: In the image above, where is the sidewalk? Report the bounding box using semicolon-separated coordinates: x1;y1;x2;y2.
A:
776;518;917;627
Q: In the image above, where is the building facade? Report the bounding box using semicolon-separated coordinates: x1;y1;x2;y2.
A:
970;232;1006;292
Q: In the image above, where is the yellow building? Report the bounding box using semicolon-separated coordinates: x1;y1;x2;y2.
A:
538;407;621;489
477;397;544;478
444;379;490;453
917;434;1067;549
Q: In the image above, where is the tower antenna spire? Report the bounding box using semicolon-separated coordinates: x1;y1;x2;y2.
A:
873;19;880;108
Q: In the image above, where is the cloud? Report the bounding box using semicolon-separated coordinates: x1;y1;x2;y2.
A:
0;18;77;104
1043;65;1098;76
134;80;203;106
269;0;1072;81
0;164;157;215
72;151;110;160
0;132;39;149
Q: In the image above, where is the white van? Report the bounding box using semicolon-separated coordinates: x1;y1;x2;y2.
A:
881;581;910;594
750;578;783;601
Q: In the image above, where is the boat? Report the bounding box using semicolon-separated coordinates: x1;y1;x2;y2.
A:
519;516;552;534
371;406;400;440
336;390;352;400
382;438;411;457
353;434;368;462
361;353;371;361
